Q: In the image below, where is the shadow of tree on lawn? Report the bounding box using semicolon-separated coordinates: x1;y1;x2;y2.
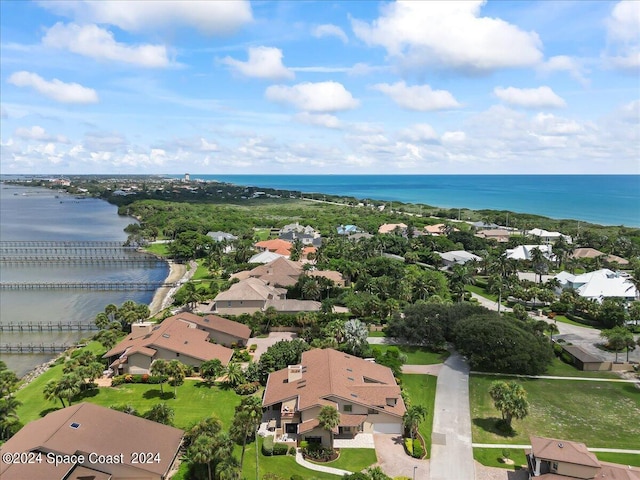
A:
142;389;175;400
473;417;517;438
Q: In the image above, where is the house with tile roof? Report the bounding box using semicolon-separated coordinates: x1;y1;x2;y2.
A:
248;250;286;264
0;403;183;480
506;245;554;261
232;257;346;288
170;311;252;347
571;248;629;266
336;224;363;235
439;250;482;267
255;239;293;257
475;228;512;243
103;314;234;375
262;348;406;448
378;223;407;234
526;436;640;479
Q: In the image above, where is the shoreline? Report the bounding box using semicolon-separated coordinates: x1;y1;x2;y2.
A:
148;258;196;316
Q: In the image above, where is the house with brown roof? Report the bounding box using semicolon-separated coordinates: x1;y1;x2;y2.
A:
0;403;183;480
526;436;640;480
212;277;321;315
171;311;252;347
475;228;512;243
232;257;347;289
378;223;407;234
103;314;234;375
262;348;406;448
571;248;629;266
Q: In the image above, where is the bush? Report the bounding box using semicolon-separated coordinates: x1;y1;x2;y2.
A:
302;444;335;461
288;447;297;456
262;436;274;456
299;440;308;449
272;443;288;456
232;349;251;362
249;344;258;352
234;381;260;395
290;476;304;480
560;351;575;365
403;437;413;455
412;439;424;458
553;343;563;356
111;374;167;386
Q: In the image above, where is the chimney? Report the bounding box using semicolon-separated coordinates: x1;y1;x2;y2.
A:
131;322;154;337
288;365;303;383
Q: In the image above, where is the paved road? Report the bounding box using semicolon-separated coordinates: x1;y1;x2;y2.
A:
430;352;475;480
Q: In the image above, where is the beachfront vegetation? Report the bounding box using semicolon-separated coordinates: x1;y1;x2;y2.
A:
0;361;22;441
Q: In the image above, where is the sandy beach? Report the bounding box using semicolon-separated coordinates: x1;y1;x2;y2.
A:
148;260;195;316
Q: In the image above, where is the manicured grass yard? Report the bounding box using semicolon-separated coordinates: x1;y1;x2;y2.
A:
595;452;640;467
553;314;596;329
143;242;170;256
367;330;386;337
470;374;640;449
399;374;438;458
473;447;527;470
465;284;499;302
309;448;377;472
373;345;449;365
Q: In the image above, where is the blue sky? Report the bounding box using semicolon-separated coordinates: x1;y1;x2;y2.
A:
1;0;638;174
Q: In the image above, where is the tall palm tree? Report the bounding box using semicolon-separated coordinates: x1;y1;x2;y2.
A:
44;374;81;408
144;403;175;425
188;434;216;480
224;362;244;388
231;396;262;469
317;405;340;451
166;360;186;398
403;405;428;441
529;247;548;284
150;359;169;394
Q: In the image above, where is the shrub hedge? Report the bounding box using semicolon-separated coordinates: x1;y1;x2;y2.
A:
234;381;260;395
272;443;289;456
262;435;274;456
111;374;167;386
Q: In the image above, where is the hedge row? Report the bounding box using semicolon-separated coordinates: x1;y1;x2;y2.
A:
111;374;167;386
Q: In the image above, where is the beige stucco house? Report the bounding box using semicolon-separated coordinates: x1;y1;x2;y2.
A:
0;403;183;480
170;311;251;347
526;436;640;479
262;348;406;448
103;314;234;374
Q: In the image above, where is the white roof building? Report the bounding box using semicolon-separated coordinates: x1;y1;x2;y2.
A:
439;250;482;266
555;269;637;303
506;245;554;261
248;251;286;264
528;228;572;244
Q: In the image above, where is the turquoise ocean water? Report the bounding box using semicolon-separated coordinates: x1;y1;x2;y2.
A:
181;175;640;227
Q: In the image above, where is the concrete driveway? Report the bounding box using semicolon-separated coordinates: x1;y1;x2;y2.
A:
248;332;298;361
374;433;428;479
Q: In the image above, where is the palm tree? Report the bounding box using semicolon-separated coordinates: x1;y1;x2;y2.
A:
150;359;169;395
166;360;186;398
344;319;368;356
317;405;340;451
200;359;224;385
403;405;428;441
529;247;548;284
0;395;21;440
188;434;216;480
144;403;174;425
183;282;201;311
44;374;81;408
230;396;262;469
224;362;244;388
301;278;321;300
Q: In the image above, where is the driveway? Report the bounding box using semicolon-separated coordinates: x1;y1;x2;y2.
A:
248;332;298;361
374;433;428;478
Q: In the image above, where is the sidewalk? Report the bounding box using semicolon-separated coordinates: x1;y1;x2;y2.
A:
473;443;640;454
471;371;640;383
294;449;352;476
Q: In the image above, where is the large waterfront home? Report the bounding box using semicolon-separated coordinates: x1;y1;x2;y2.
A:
168;311;252;347
104;314;234;375
506;244;554;261
0;403;183;480
232;257;346;288
526;436;640;479
262;348;406;448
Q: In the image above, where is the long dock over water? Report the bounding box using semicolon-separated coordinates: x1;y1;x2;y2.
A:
0;240;128;248
0;256;165;266
0;282;175;291
0;322;99;332
0;343;86;354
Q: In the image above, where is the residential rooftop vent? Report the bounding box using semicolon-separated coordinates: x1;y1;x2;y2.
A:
348;377;354;381
558;443;564;448
346;368;353;372
70;422;80;429
162;334;170;338
351;393;358;398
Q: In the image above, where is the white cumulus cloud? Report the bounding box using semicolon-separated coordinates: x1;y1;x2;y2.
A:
494;86;566;109
352;1;542;73
7;71;99;104
313;24;348;43
532;113;583;136
222;46;294;80
265;81;359;112
14;126;70;143
38;0;253;35
294;112;342;129
43;23;170;68
605;1;640;71
539;55;589;86
373;82;461;111
399;124;439;142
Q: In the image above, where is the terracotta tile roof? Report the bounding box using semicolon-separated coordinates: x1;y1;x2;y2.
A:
298;418;321;433
378;223;407;234
264;299;321;312
103;315;234;365
309;270;346;286
263;348;406;418
0;403;183;480
255;239;292;256
530;436;600;468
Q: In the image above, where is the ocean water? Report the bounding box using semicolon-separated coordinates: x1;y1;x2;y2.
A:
182;175;640;227
0;185;168;377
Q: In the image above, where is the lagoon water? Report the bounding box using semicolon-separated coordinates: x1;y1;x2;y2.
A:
0;185;168;377
185;175;640;227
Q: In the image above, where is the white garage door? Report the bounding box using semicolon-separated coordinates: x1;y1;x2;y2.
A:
373;423;402;434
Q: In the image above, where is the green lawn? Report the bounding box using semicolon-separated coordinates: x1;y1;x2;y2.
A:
367;330;386;337
544;357;618;379
143;242;170;256
309;448;377;472
553;314;596;329
373;345;449;365
465;285;499;302
470;374;640;449
594;452;640;467
473;448;527;470
399;374;438;458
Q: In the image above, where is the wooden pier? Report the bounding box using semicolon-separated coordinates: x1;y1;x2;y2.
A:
0;321;99;332
0;343;85;354
0;282;175;291
0;256;165;266
0;240;128;248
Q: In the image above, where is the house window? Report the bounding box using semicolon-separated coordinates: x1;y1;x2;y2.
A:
176;353;180;357
227;301;232;307
343;405;353;412
552;462;558;471
367;408;378;415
